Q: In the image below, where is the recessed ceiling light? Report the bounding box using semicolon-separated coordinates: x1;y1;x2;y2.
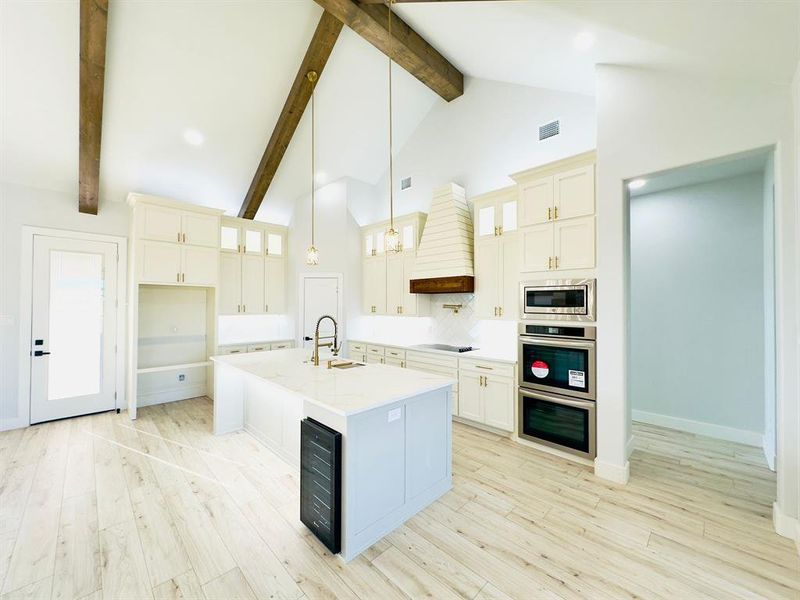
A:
628;179;647;190
183;128;204;146
573;31;595;51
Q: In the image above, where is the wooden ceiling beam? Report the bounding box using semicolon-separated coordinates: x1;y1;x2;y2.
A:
79;0;109;215
314;0;463;102
239;11;343;220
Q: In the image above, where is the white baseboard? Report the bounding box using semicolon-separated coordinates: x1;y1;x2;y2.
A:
594;458;630;484
773;501;799;554
632;409;762;447
0;417;28;432
137;384;207;408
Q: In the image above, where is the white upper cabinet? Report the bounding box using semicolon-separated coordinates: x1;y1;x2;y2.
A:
181;213;218;247
218;216;288;314
265;257;286;314
519;176;553;227
138;240;182;284
241;255;265;313
138;205;183;243
136;202;218;247
181;246;218;285
554;165;595;221
512;151;596;273
472;188;519;320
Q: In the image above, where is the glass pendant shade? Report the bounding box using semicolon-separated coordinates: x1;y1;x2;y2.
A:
306;245;319;266
385;227;400;253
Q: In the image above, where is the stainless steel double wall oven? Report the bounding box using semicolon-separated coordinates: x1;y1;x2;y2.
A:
518;279;597;460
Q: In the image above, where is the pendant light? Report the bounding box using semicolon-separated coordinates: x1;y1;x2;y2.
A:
306;70;320;266
384;0;400;253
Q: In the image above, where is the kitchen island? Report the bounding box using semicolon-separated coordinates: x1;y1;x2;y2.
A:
210;347;455;562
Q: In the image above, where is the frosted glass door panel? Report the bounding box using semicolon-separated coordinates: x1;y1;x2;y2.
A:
502;200;518;232
478;205;495;237
30;236;118;423
267;233;283;256
48;251;103;400
244;229;263;254
220;225;240;252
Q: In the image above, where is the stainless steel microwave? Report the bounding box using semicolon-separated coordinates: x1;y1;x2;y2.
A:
520;279;596;322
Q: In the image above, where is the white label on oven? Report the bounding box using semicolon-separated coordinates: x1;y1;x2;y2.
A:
568;370;585;388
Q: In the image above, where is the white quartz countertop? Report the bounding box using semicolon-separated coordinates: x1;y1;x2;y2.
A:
349;339;517;364
211;348;456;417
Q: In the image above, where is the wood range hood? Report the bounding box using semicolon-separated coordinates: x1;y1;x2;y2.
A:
410;183;475;294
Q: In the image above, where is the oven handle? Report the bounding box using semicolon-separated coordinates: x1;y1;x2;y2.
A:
518;337;596;350
518;387;596;409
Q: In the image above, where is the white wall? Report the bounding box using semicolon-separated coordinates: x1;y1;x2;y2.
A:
287;178;363;345
595;65;798;532
0;183;130;427
367;77;596;217
630;173;765;445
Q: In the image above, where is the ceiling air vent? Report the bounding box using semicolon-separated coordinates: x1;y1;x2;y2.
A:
400;176;412;190
539;119;560;141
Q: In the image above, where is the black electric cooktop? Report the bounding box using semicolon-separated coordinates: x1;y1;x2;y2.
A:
413;344;474;353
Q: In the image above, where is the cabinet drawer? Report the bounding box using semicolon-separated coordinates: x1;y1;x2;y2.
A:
459;358;515;379
385;348;406;360
219;345;248;355
405;350;458;370
348;342;366;354
247;343;269;352
366;354;385;365
405;360;459;392
270;341;293;350
385;356;404;368
367;345;385;356
351;352;367;364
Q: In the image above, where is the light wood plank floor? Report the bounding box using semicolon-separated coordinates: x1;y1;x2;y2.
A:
0;398;797;599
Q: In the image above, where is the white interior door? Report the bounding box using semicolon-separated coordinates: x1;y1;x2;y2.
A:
30;236;118;423
302;276;340;350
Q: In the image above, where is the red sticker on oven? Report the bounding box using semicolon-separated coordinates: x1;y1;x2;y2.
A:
531;360;549;378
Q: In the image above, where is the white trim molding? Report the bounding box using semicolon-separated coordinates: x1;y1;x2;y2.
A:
16;226;128;430
632;410;763;447
594;458;630;484
773;501;799;548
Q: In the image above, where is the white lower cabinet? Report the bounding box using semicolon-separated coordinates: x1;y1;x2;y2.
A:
483;374;515;431
457;371;483;422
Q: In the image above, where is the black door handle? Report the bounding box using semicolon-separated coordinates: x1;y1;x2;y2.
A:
33;350;51;357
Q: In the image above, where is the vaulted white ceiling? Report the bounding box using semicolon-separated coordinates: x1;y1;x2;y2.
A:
1;0;798;223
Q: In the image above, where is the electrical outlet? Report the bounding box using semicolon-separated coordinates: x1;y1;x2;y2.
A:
178;373;186;382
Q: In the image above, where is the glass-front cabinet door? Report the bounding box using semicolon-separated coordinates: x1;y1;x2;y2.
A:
243;227;263;254
266;230;284;256
220;223;240;253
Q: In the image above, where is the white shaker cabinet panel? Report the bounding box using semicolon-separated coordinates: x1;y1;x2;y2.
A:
474;240;500;319
554;216;595;270
138;205;183;243
264;256;286;314
519;222;554;273
363;257;387;315
553;165;594;221
457;371;483;423
499;232;519;320
519;176;553;227
138;240;182;284
241;255;265;314
483;375;515;432
181;213;219;247
181;246;218;286
386;255;405;316
219;254;242;314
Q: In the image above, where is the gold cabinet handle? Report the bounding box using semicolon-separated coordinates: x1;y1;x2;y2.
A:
237;305;240;313
177;232;181;242
547;207;552;221
548;256;553;270
554;206;559;220
499;226;503;235
555;256;559;269
498;307;503;317
475;365;493;370
177;272;180;283
181;273;185;283
183;232;186;243
243;304;246;312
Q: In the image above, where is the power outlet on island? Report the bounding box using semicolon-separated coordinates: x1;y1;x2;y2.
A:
178;373;186;382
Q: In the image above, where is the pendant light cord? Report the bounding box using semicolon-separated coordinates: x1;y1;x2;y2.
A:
308;70;317;248
388;0;394;233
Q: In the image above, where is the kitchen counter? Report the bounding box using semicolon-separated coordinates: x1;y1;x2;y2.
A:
211;348;455;416
349;338;517;364
210;347;454;562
